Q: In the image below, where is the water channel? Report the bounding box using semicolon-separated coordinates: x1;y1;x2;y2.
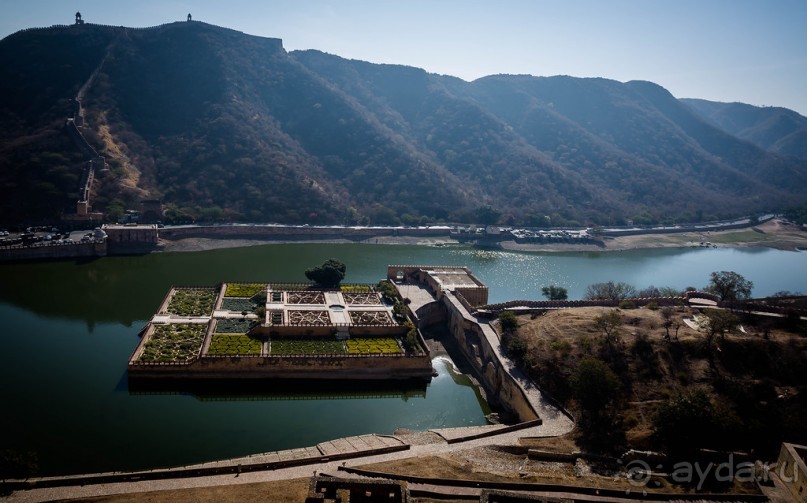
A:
0;243;804;475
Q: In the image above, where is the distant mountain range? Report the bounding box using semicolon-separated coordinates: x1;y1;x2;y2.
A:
1;21;805;226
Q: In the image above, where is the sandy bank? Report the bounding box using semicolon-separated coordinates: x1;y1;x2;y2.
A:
154;220;807;254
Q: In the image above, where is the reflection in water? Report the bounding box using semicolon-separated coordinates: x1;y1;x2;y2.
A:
128;376;429;402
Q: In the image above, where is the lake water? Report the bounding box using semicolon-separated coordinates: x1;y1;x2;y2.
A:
0;243;804;475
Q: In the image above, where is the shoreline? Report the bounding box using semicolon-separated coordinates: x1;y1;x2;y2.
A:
154;219;807;254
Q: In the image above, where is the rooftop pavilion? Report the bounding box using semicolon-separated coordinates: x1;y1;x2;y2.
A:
387;265;489;308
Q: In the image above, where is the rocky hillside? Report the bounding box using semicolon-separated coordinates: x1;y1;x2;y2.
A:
1;21;805;225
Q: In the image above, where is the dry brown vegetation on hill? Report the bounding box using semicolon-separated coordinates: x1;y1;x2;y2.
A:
504;305;807;458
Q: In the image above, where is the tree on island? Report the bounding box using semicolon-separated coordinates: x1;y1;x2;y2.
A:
475;204;502;225
541;285;568;300
705;270;753;301
305;258;346;287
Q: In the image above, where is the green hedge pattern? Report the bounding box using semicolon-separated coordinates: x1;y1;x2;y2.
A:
213;318;255;333
208;334;262;355
221;298;256;312
270;338;347;355
265;337;404;356
165;289;217;317
140;324;206;362
346;337;402;354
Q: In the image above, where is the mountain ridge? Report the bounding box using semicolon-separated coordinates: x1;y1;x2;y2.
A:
0;21;805;226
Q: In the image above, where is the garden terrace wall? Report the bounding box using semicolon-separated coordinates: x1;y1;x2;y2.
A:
254;325;407;338
128;351;433;380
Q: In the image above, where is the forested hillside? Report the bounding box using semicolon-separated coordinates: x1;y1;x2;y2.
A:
683;98;807;160
1;21;805;226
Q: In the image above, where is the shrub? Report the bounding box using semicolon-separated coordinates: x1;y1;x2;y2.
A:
376;280;398;299
498;311;518;332
571;358;622;413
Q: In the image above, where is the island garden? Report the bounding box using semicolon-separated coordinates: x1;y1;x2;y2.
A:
128;269;432;381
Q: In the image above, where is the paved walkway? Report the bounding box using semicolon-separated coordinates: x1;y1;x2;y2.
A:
446;292;575;437
6;422;556;502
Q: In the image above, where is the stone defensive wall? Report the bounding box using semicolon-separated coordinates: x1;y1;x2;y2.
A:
601;215;775;238
65;119;101;161
470;291;807;318
474;296;688;314
0;240;106;262
159;225;450;240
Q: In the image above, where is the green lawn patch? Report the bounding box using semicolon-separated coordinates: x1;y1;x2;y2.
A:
708;230;769;244
224;283;267;297
208;333;262;355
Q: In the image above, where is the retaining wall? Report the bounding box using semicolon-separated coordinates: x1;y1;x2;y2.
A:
442;294;538;422
128;353;433;380
0;241;106;262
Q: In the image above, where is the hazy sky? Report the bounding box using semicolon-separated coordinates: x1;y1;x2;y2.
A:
3;0;806;115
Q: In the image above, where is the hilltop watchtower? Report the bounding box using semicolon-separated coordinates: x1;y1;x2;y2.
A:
187;13;192;22
75;12;84;25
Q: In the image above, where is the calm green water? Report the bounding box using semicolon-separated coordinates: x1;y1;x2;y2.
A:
0;243;805;476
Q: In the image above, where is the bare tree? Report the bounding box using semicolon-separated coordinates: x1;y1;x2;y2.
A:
584;281;636;301
698;308;739;358
592;309;623;344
